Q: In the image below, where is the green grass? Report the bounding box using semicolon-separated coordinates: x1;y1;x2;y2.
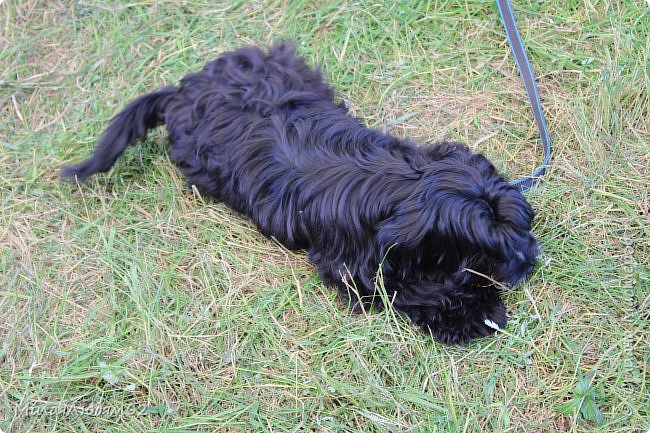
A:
1;0;648;431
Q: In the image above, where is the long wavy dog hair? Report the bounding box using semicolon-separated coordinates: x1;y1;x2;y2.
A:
63;42;538;344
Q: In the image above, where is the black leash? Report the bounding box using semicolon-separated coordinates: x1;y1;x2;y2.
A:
497;0;551;192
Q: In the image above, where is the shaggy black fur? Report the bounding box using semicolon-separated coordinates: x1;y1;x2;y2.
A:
62;43;538;344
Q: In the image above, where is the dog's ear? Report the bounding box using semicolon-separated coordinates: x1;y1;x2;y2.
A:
376;200;437;251
376;191;495;253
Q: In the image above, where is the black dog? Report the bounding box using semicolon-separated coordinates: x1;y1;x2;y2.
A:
62;43;538;344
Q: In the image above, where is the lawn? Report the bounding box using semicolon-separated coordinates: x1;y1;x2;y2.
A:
1;1;648;432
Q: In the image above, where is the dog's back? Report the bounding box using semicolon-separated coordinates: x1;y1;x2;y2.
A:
61;43;333;182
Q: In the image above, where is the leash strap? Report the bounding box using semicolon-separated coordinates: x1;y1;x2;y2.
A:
496;0;551;192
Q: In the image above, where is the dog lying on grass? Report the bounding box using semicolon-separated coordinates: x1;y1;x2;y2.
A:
62;42;538;344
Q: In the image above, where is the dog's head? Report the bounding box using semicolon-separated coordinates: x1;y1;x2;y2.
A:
377;151;538;287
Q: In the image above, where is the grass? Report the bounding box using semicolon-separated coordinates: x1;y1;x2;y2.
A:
1;0;648;431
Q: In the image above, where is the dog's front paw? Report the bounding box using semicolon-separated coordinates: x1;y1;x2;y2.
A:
417;293;508;345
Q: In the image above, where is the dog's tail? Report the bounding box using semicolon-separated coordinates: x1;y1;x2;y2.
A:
61;86;178;181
